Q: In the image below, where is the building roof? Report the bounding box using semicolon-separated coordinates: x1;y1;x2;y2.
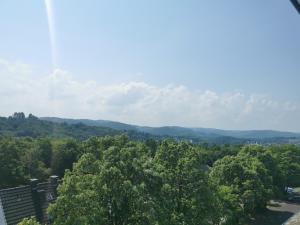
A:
0;186;36;225
0;176;58;225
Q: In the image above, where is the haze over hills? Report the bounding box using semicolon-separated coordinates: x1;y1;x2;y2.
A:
1;113;299;144
41;117;300;144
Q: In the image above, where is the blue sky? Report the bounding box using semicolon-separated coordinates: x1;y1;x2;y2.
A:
0;0;300;131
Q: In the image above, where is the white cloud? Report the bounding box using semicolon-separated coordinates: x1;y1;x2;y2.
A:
0;59;299;132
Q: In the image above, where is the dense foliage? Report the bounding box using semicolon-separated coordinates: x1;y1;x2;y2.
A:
48;137;220;225
1;133;300;224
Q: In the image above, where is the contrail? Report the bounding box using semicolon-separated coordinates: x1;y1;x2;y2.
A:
44;0;58;69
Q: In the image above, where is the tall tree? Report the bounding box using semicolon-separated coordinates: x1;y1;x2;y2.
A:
209;154;273;224
51;139;81;177
0;138;25;188
154;140;221;225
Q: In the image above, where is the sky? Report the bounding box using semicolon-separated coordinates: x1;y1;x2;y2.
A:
0;0;300;131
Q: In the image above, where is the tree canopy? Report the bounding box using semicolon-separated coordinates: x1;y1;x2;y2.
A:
1;134;299;224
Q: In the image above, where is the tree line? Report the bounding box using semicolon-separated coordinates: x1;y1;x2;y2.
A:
0;135;299;224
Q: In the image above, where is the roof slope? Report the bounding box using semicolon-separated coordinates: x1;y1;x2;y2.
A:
0;186;36;225
0;177;59;225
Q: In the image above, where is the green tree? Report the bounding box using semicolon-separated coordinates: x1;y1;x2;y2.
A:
240;145;284;196
37;138;53;167
51;139;81;177
0;138;25;188
272;145;300;187
154;140;221;225
22;147;50;180
48;154;105;225
17;217;41;225
209;153;273;224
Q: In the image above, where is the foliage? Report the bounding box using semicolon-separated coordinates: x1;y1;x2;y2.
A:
153;141;220;225
209;153;273;224
0;137;81;188
48;138;221;225
51;139;81;177
0;137;26;188
0;130;300;224
49;138;161;225
268;145;300;187
17;217;41;225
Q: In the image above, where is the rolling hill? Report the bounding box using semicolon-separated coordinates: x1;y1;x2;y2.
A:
41;117;300;144
0;113;299;144
0;115;120;139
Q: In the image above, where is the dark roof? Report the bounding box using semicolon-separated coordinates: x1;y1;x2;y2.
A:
0;176;59;225
0;186;36;225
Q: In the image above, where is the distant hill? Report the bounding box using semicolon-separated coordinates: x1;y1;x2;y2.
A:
1;113;299;144
0;114;120;139
41;117;300;144
42;117;138;131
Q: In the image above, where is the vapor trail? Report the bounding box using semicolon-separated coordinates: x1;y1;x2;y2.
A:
45;0;57;68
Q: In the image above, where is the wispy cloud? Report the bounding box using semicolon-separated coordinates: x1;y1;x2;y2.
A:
0;59;299;131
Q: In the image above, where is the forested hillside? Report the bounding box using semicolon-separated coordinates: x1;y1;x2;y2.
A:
1;113;298;145
42;116;300;145
0;113;120;139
